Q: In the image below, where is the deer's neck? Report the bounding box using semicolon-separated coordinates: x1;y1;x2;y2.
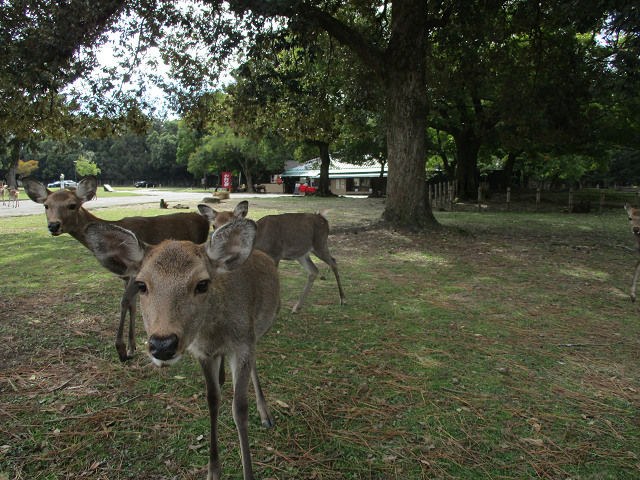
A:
69;207;109;249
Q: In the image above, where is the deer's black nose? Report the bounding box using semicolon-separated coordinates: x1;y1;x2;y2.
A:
149;334;179;360
48;222;61;233
633;227;640;235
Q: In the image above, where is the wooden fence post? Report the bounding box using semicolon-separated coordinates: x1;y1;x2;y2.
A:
449;181;454;210
536;187;541;212
568;187;574;213
477;185;482;212
600;188;605;214
506;187;511;211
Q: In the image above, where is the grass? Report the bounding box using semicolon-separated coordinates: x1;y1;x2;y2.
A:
1;197;640;479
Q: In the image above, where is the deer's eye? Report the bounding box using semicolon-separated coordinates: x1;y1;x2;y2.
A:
68;204;76;210
195;280;210;294
135;281;147;294
44;204;49;210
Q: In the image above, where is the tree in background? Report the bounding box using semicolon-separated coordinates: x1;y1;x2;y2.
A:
425;1;612;199
228;32;365;196
0;1;128;187
16;159;39;177
75;153;101;177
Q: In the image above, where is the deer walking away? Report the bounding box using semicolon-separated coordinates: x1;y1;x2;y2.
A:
22;176;210;361
86;218;280;480
199;201;345;313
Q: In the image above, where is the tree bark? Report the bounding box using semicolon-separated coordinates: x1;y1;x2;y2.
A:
317;141;332;196
502;150;522;190
453;129;481;200
382;0;437;228
7;140;22;189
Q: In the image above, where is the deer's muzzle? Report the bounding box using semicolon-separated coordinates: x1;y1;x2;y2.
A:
149;334;179;361
48;222;61;235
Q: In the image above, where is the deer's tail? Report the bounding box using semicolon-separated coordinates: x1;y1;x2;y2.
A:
317;209;330;219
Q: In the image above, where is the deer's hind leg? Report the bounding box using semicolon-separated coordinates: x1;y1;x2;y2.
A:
292;253;319;313
250;356;274;428
312;246;345;306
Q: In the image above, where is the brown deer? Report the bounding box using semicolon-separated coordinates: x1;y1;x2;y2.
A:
199;201;345;313
624;203;640;301
198;200;248;229
8;187;18;208
22;176;210;361
85;218;280;480
0;183;6;206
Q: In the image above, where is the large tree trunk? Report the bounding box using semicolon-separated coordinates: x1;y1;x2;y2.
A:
317;141;332;196
382;0;437;229
454;129;481;200
501;151;521;190
241;160;254;193
7;140;22;189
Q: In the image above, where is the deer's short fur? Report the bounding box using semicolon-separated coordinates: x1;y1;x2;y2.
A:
624;203;640;301
199;201;344;313
22;176;210;361
86;218;280;480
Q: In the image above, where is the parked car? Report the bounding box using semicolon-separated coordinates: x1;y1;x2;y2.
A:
47;180;78;189
135;180;156;188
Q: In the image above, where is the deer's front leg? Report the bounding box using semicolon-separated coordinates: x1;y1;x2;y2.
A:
116;278;138;361
631;260;640;302
200;355;223;480
230;351;254;480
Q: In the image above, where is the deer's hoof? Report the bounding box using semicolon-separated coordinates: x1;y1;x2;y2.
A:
262;418;275;428
632;296;636;303
116;345;128;362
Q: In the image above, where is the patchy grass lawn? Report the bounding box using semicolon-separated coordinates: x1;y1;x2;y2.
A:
1;198;639;479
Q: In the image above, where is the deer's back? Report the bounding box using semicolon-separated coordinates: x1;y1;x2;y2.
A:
116;212;210;245
255;213;329;262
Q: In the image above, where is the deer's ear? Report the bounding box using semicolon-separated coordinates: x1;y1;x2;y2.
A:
206;218;256;272
197;204;218;225
85;223;146;277
76;176;98;203
233;200;249;218
22;177;50;203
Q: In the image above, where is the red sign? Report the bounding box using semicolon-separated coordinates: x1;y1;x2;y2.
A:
221;172;231;188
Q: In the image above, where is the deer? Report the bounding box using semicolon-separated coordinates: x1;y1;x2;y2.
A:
22;176;210;361
85;218;280;480
0;183;6;206
624;203;640;302
198;201;345;313
8;187;18;208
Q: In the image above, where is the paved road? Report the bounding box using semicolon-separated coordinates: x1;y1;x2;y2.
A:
0;189;290;218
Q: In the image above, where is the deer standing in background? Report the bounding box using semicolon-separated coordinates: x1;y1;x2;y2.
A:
199;201;345;313
8;187;18;208
0;183;6;206
86;218;280;480
624;203;640;301
22;176;210;361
